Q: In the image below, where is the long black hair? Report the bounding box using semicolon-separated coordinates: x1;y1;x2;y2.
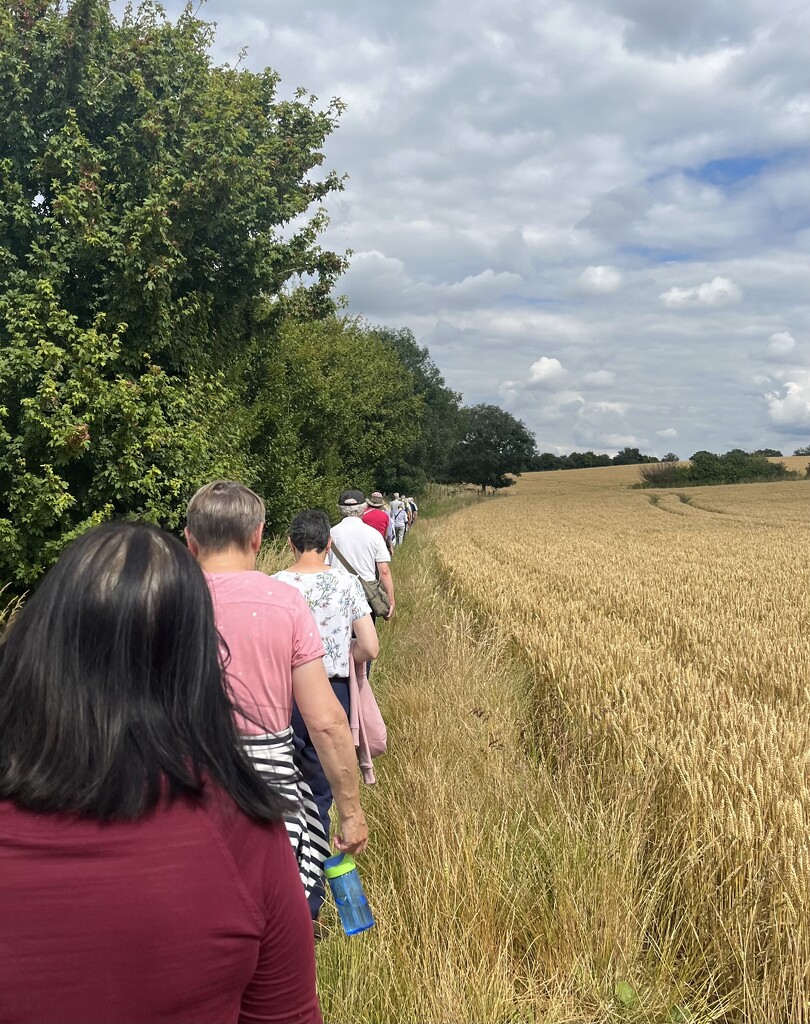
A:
0;522;290;822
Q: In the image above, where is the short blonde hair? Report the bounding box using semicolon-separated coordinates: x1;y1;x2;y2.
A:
186;481;265;552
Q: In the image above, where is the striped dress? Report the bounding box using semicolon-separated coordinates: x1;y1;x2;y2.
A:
243;728;331;898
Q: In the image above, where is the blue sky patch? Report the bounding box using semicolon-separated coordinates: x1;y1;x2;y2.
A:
691;154;771;186
620;244;692;265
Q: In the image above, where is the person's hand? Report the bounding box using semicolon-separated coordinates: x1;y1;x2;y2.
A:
334;810;368;856
384;602;395;621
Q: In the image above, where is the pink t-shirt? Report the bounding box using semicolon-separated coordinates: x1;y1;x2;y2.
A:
206;571;325;736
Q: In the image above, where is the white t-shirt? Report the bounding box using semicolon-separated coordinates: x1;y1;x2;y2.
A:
389;499;408;526
329;516;391;582
272;569;370;678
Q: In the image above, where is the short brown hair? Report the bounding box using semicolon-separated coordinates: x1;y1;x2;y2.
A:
186;481;265;552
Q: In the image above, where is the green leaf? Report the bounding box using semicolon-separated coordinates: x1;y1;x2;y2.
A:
615;981;639;1009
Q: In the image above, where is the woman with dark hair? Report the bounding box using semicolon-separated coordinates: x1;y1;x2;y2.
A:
0;523;322;1024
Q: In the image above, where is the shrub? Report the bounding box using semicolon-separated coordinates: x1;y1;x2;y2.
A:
639;462;683;487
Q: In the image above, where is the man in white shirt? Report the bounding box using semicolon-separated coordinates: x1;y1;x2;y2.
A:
329;489;395;620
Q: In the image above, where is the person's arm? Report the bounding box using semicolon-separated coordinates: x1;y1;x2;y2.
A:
292;659;368;855
377;561;395;619
352;613;379;663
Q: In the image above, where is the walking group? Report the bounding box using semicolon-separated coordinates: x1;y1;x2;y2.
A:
0;481;418;1024
359;488;419;552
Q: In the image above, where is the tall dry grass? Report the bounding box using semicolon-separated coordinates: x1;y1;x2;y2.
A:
0;585;23;631
431;466;810;1021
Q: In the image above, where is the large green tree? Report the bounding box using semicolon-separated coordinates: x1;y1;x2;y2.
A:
0;0;346;587
250;316;422;527
447;403;537;490
371;326;463;492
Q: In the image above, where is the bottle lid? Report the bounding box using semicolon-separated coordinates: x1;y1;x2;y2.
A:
324;853;357;879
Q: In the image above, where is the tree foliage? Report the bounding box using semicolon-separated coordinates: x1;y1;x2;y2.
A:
447;403;537;490
0;279;250;582
0;0;347;587
251;316;422;526
530;448;659;471
371;327;463;492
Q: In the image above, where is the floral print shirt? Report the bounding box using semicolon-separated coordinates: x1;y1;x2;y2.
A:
271;569;371;678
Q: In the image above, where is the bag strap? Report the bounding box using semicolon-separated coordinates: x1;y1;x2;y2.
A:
330;541;359;578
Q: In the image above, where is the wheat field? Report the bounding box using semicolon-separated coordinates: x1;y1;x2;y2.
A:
427;460;810;1021
256;467;810;1021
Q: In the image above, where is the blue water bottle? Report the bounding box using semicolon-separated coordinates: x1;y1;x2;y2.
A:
324;854;375;935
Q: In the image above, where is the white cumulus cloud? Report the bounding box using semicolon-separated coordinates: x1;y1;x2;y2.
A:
660;276;743;308
656;427;678;438
528;356;566;384
767;330;797;356
577;265;623;294
766;373;810;430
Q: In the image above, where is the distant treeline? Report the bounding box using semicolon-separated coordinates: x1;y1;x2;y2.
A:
531;447;665;471
530;446;793;473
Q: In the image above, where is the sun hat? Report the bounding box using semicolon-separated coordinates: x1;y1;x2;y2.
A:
366;491;385;507
338;489;366;506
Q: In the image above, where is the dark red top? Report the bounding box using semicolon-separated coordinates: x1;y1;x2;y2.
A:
0;786;322;1024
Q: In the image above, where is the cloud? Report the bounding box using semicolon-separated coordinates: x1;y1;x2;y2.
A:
600;433;641;448
592;401;628;414
531;390;587;422
528;356;566;384
568;396;639;450
577;265;623;294
577;187;650;242
607;0;759;55
766;373;810;431
158;0;810;457
660;276;744;307
767;331;796;356
656;427;679;438
339;251;523;314
584;369;617;386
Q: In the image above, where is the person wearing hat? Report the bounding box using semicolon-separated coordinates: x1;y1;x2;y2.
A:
389;492;408;547
362;491;395;555
329;489;395;621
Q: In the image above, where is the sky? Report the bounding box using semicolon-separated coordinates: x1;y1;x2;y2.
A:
157;0;808;457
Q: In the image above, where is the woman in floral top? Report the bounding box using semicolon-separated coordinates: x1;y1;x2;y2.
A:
273;510;379;921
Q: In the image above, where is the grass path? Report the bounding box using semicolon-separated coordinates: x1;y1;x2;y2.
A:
313;509;685;1024
314;511;542;1022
